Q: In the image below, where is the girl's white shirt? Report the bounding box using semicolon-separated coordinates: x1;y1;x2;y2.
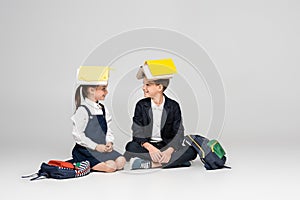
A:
71;98;114;150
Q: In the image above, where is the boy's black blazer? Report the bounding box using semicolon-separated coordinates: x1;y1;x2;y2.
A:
131;94;184;150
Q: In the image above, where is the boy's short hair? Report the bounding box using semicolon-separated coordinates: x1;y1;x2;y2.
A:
136;59;177;92
153;79;169;91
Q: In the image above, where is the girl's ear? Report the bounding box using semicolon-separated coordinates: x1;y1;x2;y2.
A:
88;87;95;95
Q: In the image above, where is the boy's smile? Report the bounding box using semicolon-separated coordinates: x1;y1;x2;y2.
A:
142;79;159;98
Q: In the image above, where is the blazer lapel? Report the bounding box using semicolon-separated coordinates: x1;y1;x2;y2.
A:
143;99;153;133
161;95;170;129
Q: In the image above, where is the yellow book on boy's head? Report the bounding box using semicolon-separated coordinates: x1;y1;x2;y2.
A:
136;58;177;80
145;59;177;76
77;66;110;85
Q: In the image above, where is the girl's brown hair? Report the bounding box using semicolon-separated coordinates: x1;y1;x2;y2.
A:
74;85;98;110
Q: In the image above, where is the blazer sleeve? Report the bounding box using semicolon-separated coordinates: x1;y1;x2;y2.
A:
131;102;150;144
168;102;184;150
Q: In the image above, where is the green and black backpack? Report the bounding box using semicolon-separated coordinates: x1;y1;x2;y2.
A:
184;134;231;170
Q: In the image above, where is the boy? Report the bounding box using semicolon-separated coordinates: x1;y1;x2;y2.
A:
124;59;197;169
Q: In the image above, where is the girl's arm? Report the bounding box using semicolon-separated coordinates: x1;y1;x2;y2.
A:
105;108;114;144
71;107;98;150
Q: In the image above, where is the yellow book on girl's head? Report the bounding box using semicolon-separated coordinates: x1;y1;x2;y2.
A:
77;66;110;85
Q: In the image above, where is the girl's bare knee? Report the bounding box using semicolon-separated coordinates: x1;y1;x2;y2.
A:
105;160;117;171
92;161;116;173
115;156;126;169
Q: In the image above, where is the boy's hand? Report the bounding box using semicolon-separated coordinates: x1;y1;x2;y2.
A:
142;142;162;162
159;147;174;163
150;150;162;163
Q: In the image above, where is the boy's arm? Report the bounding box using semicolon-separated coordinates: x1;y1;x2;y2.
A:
142;142;162;162
131;102;150;144
167;102;185;150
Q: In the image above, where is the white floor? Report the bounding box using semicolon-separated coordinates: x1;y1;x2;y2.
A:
4;140;299;200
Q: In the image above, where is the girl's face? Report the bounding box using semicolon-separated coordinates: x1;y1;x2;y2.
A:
94;85;108;101
142;78;162;98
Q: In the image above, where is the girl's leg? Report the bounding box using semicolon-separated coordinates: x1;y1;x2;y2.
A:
115;156;126;170
92;160;117;172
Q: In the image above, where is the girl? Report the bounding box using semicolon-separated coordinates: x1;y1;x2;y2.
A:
70;66;126;172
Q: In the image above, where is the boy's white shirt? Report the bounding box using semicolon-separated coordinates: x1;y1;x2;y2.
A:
150;96;165;142
71;98;114;150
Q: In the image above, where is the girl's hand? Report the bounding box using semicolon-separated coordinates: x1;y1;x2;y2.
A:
105;142;113;152
95;144;106;152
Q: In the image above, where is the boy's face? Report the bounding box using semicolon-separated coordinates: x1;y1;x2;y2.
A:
142;78;162;98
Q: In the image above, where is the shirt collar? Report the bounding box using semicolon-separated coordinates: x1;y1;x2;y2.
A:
84;98;101;110
151;96;165;111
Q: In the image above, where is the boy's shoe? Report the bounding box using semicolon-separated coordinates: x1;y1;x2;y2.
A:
130;157;152;170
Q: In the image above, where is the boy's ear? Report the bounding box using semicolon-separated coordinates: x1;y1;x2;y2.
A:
158;84;163;92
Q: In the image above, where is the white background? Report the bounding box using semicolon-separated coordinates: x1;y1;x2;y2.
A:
1;0;299;199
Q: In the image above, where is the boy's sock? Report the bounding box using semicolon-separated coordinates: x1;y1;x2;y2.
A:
130;157;152;170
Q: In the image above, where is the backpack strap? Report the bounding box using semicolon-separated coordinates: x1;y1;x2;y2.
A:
21;173;39;180
21;167;49;181
222;166;231;169
201;159;231;170
22;173;47;181
29;174;47;181
186;135;205;158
